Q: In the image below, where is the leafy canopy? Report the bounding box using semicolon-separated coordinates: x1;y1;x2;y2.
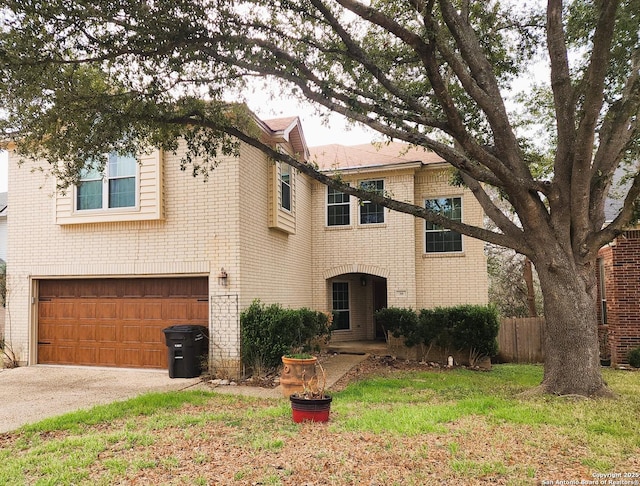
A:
0;0;639;259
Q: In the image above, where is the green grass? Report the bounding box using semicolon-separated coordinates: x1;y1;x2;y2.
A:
0;364;638;485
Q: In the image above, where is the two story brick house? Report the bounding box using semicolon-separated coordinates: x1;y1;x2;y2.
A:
309;143;488;343
5;114;488;377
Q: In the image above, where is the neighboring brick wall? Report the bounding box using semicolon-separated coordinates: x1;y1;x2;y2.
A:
598;234;640;365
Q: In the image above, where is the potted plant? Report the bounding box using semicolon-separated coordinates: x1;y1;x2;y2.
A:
279;309;332;397
289;364;332;423
281;352;318;397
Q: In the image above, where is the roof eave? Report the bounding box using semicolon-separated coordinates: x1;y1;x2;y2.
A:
320;160;449;175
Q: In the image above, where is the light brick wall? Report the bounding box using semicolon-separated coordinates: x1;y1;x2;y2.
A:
7;138;489;370
415;167;488;308
311;165;487;342
237;145;313;310
7;146;241;367
311;168;417;341
7;140;317;376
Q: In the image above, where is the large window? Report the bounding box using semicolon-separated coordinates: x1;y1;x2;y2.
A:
425;197;463;253
280;163;291;211
77;152;137;211
327;188;350;226
332;282;350;330
359;179;385;224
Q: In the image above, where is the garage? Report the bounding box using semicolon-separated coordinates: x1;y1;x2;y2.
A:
37;277;209;369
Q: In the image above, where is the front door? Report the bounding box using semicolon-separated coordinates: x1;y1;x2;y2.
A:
373;278;388;339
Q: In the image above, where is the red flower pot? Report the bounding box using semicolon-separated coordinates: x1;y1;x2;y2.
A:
290;395;332;423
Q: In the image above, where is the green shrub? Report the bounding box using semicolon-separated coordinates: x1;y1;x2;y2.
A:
449;304;500;357
375;307;419;344
240;300;331;372
375;304;500;360
628;347;640;368
419;307;455;351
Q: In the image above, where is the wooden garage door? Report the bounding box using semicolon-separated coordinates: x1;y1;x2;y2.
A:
38;278;208;369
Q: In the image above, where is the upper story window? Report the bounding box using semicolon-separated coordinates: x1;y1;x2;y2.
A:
359;179;384;224
269;160;296;233
327;187;350;226
425;197;463;253
77;152;137;211
280;163;291;211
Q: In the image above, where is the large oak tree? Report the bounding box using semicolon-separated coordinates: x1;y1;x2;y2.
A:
1;0;639;396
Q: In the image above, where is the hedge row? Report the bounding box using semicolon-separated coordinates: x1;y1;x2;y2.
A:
375;304;500;358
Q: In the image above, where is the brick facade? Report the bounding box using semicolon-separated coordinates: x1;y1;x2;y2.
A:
597;231;640;365
5;116;488;376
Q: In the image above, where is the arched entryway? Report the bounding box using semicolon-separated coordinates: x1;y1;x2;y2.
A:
324;265;389;343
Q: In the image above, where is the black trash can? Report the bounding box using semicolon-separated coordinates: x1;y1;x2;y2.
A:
162;325;208;378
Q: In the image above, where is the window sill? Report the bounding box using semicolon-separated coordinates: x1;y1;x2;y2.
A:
58;206;164;225
74;205;139;215
422;252;466;258
325;225;353;230
358;223;387;228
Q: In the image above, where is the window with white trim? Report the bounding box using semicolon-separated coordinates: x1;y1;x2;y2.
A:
327;187;350;226
77;152;137;211
332;282;350;330
425;197;463;253
280;162;291;211
359;179;384;224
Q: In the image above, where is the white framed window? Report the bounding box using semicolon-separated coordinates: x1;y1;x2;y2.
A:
359;179;384;224
280;162;291;211
332;281;350;330
76;152;138;211
327;187;350;226
425;197;463;253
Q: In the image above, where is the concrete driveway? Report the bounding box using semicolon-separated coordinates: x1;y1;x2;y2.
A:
0;365;202;433
0;353;369;434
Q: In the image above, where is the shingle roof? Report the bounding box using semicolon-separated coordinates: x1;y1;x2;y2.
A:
262;117;299;132
308;142;444;171
262;116;309;160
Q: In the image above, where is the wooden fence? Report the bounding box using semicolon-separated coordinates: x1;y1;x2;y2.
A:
497;317;545;363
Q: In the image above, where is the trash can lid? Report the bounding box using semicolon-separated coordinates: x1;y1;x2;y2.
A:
163;325;207;334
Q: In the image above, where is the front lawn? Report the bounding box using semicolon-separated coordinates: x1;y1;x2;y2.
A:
0;365;638;485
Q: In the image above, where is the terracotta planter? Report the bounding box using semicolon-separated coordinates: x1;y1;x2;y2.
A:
280;355;317;397
290;395;332;423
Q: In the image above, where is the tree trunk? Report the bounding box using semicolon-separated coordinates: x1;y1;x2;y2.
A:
524;258;537;318
535;260;610;397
